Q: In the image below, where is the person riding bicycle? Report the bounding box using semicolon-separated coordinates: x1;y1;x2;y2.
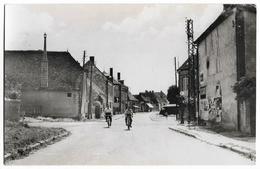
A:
104;105;112;125
124;106;133;127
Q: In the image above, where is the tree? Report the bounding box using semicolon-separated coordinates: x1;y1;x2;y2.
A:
167;85;180;104
167;85;185;124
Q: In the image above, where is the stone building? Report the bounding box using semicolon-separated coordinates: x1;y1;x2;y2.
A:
5;34;133;120
127;92;139;113
195;4;256;135
135;92;154;112
5;34;83;119
82;57;114;119
177;57;197;121
113;72;129;114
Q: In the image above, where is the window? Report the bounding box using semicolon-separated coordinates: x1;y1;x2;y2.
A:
114;97;119;103
183;77;188;91
200;86;206;99
67;93;72;97
206;58;210;69
200;73;204;82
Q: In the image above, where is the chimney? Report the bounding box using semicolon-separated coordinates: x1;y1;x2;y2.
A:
40;33;48;88
89;56;95;64
117;72;121;81
110;68;113;77
120;80;124;85
83;51;86;64
109;68;113;81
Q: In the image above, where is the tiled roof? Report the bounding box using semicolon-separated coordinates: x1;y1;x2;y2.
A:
128;92;138;101
5;50;83;91
154;92;168;103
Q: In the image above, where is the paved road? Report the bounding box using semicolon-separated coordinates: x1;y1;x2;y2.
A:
8;112;254;165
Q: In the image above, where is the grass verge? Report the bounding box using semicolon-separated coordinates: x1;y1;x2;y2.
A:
4;120;68;161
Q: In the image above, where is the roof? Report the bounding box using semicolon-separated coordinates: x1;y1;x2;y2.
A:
154;91;168;103
5;50;83;91
177;56;198;73
134;94;150;102
177;58;190;72
140;94;150;102
194;4;256;44
146;103;154;108
128;92;138;101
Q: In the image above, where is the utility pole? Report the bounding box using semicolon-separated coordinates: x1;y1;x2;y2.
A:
80;51;87;120
186;18;194;124
194;44;200;125
88;56;94;119
110;68;114;114
174;57;178;86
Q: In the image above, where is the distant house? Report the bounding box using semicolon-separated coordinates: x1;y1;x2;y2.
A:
195;4;256;135
135;93;153;112
5;34;83;119
112;72;129;114
127;92;139;112
154;91;169;110
135;91;168;112
177;59;189;99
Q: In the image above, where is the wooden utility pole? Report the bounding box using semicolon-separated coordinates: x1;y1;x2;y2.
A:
194;44;200;125
174;57;178;86
80;51;87;120
88;56;94;119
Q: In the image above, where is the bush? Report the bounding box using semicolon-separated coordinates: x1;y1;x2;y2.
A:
233;77;256;99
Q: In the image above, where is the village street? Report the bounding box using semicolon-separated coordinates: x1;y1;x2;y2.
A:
7;112;253;165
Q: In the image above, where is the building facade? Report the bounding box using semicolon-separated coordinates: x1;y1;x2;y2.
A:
195;4;256;135
5;34;83;119
82;57;114;119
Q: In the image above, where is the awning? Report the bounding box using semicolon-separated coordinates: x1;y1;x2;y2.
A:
163;104;178;108
146;103;154;108
133;105;140;108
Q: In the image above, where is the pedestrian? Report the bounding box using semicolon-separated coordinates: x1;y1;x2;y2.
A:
165;111;168;119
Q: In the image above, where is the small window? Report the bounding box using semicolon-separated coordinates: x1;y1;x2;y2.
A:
206;59;210;69
200;73;204;82
200;94;206;99
67;93;72;97
200;86;206;99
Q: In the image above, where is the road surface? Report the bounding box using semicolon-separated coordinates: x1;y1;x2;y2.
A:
7;112;254;165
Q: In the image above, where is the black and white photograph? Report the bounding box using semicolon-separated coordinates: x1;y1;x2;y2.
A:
1;0;257;166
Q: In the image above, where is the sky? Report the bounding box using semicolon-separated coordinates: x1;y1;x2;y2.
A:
5;4;223;94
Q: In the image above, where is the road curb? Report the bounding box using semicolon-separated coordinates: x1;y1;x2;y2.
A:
168;127;198;138
219;143;256;161
168;127;255;161
4;130;70;163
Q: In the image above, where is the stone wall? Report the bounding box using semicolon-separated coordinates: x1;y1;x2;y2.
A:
21;90;80;118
